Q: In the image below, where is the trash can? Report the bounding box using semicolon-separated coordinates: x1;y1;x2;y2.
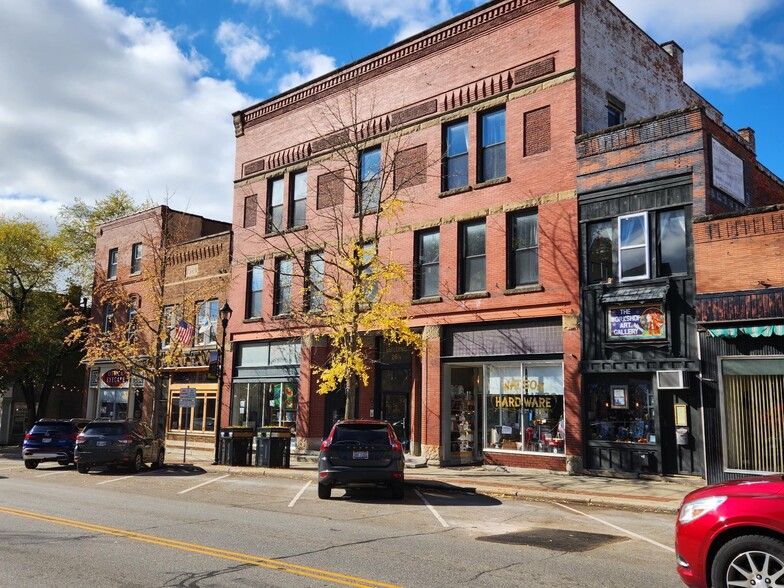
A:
256;426;292;468
219;427;254;466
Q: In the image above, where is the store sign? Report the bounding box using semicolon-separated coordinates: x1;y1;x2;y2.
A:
492;395;554;409
712;137;745;204
101;369;128;387
608;305;666;341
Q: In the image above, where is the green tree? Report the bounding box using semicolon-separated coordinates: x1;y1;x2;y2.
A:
57;190;141;291
0;215;80;430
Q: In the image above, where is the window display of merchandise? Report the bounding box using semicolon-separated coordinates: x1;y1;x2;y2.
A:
588;382;654;443
450;387;475;455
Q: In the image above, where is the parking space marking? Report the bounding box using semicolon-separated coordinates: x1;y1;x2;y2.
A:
96;474;135;485
0;466;22;471
35;472;61;478
288;481;311;508
414;489;450;528
178;474;230;495
555;502;674;553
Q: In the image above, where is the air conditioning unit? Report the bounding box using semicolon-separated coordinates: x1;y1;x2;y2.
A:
657;370;686;389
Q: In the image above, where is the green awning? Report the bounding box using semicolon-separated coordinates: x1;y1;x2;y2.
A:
708;325;784;338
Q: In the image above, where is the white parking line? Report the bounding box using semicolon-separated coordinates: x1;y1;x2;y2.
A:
97;475;135;485
555;502;675;553
288;481;311;508
415;489;450;528
178;474;230;495
35;472;60;478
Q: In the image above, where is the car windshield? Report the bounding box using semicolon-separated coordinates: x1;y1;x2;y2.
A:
29;423;73;434
83;424;127;436
332;424;390;446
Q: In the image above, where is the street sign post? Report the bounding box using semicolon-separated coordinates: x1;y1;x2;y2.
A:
179;388;196;463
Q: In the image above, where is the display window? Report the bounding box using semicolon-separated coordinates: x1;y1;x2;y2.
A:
587;382;654;443
485;363;564;454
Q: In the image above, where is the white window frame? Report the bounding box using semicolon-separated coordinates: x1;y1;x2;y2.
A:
618;212;649;281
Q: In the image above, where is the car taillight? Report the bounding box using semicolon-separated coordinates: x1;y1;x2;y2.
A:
24;433;32;440
76;433;85;442
118;434;133;444
390;439;402;452
320;438;332;451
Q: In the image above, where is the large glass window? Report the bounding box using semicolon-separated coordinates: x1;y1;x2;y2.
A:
485;363;564;453
99;388;128;420
658;208;687;276
306;251;324;312
267;177;284;233
444;120;468;191
274;258;293;316
587;382;654;443
168;387;216;433
289;170;307;228
103;303;114;332
107;248;118;279
588;221;613;284
459;219;486;294
480;109;506;182
509;210;538;287
414;229;439;299
247;264;263;319
161;305;175;347
231;382;298;430
195;299;218;346
618;213;649;280
130;243;142;274
358;147;381;213
721;358;784;473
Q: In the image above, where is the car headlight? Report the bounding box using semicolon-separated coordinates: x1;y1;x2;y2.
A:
678;495;727;524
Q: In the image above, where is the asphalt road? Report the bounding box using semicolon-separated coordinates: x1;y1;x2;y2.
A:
0;461;683;587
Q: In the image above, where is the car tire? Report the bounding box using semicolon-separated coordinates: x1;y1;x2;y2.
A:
24;460;38;470
151;448;165;470
391;481;405;500
711;534;784;588
77;463;89;474
129;451;143;473
317;483;332;500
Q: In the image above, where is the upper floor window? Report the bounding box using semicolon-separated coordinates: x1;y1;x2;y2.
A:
305;251;324;312
127;296;139;341
289;170;307;228
130;243;142;274
443;120;469;191
459;219;486;294
274;258;293;316
658;209;687;276
588;220;612;284
509;210;539;287
107;248;118;279
414;229;440;299
479;108;506;182
266;177;284;233
360;242;379;302
618;213;649;281
161;305;175;347
607;94;625;127
195;299;218;346
103;302;114;332
358;147;381;214
247;264;263;319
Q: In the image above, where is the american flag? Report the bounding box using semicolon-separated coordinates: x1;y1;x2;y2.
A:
173;320;194;345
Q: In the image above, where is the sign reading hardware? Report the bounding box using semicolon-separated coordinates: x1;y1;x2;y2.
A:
492;395;554;409
608;305;666;340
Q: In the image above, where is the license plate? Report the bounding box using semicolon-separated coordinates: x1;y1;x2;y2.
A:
353;450;368;459
97;441;107;447
43;438;51;444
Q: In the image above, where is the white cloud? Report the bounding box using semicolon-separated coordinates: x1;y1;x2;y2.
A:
612;0;784;93
278;50;338;92
233;0;321;24
215;21;271;80
0;0;251;228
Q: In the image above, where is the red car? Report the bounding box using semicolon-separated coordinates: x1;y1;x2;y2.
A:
675;474;784;587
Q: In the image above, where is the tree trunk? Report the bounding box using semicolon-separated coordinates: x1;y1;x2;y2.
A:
344;373;356;421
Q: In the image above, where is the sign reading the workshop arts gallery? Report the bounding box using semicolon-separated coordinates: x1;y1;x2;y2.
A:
608;305;666;341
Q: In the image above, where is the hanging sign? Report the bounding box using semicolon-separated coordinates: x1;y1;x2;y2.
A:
608;305;666;341
101;369;128;387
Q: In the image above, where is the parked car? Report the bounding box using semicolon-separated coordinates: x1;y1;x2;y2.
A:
675;474;784;588
317;420;405;500
22;419;80;469
74;419;165;474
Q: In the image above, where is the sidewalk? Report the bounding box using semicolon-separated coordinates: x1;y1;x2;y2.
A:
1;445;699;513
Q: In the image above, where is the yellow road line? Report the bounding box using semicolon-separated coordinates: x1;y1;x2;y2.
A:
0;505;401;588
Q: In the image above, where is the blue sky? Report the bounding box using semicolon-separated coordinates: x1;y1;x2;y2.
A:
1;0;783;230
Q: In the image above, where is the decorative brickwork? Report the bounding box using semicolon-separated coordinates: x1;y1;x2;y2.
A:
317;170;345;209
243;195;257;228
390;100;438;127
514;56;555;85
524;105;551;156
394;144;428;190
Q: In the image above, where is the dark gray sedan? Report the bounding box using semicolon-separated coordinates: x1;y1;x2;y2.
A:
74;419;165;474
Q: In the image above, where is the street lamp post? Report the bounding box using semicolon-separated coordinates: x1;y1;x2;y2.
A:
213;302;233;465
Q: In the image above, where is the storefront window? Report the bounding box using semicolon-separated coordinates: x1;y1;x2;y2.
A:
587;382;654;443
231;382;298;429
168;387;217;433
100;389;128;419
485;363;564;453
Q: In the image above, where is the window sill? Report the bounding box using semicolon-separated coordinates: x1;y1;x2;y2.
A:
263;230;282;238
438;185;472;198
272;314;292;320
286;224;308;233
243;317;264;324
503;284;544;296
412;296;442;305
130;271;141;277
454;291;490;301
474;176;510;190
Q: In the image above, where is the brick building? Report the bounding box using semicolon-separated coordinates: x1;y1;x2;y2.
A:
576;107;784;478
226;0;720;473
89;207;231;458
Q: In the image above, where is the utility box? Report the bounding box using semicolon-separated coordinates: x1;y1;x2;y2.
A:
256;426;292;468
219;427;254;466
